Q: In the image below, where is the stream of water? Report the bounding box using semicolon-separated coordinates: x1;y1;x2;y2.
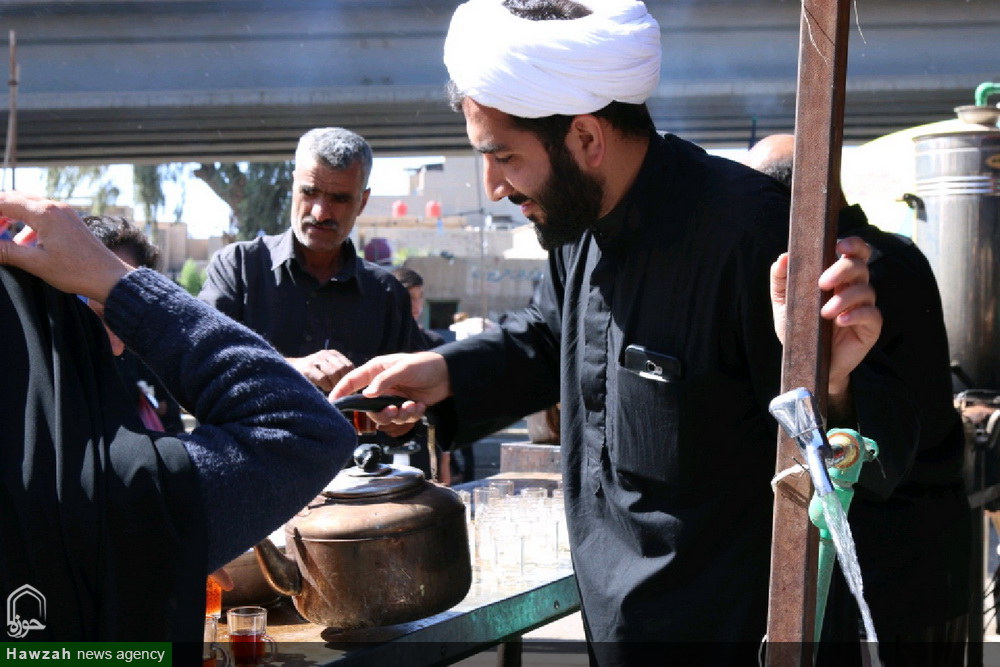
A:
819;493;881;664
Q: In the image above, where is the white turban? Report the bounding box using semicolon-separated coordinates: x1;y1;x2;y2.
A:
444;0;661;119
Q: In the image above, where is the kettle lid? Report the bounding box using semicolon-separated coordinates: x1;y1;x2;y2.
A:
322;444;425;498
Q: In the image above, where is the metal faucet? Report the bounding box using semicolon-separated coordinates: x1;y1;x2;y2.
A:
769;387;835;496
770;387;880;643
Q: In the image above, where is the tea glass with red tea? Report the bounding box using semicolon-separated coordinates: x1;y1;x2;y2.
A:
227;606;277;666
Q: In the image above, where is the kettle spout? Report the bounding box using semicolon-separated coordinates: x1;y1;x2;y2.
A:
253;537;301;597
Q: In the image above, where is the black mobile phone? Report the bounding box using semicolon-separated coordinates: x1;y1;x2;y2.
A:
623;344;682;382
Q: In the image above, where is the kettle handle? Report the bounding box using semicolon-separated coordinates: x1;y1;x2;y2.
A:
332;394;408;413
333;394;437;426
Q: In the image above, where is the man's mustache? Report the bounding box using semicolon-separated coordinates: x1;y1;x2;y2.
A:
507;194;528;206
302;216;338;228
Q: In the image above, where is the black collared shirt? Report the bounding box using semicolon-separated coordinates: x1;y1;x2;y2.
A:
199;230;426;362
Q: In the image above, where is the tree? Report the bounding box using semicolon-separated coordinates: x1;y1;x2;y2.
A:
133;163;186;244
177;258;206;296
90;181;121;216
133;165;165;244
44;166;119;214
46;165;99;199
193;162;293;240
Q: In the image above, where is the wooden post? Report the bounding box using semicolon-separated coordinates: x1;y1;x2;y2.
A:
765;0;851;663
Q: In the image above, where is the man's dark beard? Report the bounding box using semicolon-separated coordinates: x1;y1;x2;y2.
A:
514;143;603;251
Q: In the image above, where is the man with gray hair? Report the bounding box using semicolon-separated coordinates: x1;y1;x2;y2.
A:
200;127;426;392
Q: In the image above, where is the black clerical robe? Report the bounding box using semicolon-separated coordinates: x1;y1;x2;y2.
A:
440;133;916;657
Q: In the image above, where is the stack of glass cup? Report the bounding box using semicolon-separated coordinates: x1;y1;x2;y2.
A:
456;479;573;596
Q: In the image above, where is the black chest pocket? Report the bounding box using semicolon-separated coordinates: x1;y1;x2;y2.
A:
612;364;685;485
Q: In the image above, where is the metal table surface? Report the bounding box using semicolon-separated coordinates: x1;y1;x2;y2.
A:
257;571;579;666
233;473;579;667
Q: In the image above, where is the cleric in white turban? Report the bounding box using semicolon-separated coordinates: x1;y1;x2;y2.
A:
444;0;661;118
382;0;885;662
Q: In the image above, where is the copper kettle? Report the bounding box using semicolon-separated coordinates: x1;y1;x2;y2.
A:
254;397;471;631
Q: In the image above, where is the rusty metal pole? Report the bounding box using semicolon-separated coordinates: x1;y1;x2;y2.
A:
765;0;851;663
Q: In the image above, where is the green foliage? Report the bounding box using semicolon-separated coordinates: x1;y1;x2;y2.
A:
45;165;100;199
44;166;119;214
90;181;121;216
193;161;293;240
134;164;185;242
177;258;206;296
133;165;165;230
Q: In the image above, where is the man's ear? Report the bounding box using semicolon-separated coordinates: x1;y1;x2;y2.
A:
567;115;606;169
359;188;371;214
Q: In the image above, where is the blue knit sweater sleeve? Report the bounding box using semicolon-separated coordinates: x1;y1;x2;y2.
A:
103;268;356;570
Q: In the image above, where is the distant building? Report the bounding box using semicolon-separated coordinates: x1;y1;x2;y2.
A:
355;155;547;325
361;156;527;224
402;255;544;330
154;221;227;278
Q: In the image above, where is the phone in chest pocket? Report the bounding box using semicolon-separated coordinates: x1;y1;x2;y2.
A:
623;344;682;383
615;345;684;483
